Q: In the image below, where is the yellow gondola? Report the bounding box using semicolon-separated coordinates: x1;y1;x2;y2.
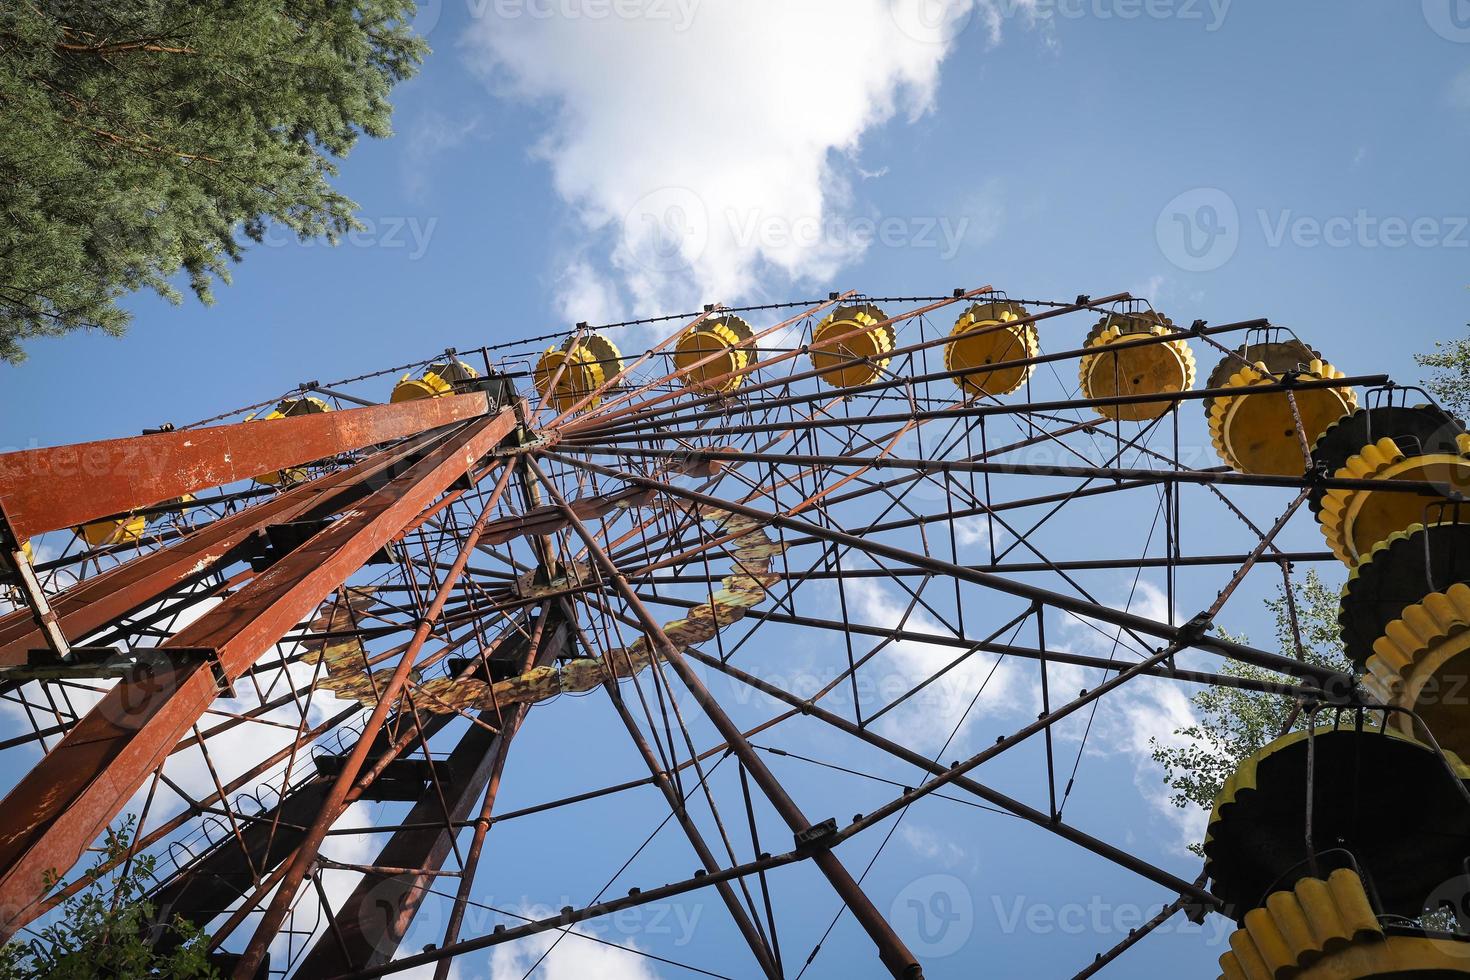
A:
533;333;623;412
252;396;332;486
1338;520;1470;759
390;359;479;403
1309;404;1470;566
1205;339;1357;476
674;315;755;393
1218;867;1470;979
944;300;1038;399
1077;311;1195;420
76;514;147;548
809;305;895;389
1204;725;1470;922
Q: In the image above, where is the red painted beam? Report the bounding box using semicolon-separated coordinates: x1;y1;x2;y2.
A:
0;433;441;667
0;410;516;939
0;392;492;540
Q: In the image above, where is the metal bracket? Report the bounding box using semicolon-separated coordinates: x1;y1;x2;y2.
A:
0;503;70;658
6;646;234;696
794;817;839;850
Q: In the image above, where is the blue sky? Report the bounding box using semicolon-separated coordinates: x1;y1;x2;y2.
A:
3;1;1469;977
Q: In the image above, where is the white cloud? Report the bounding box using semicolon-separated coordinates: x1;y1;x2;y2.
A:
953;514;1010;552
554;258;628;325
464;1;1025;318
401;110;486;201
489;912;662;980
899;822;975;870
1131;274;1166;303
843;575;1021;752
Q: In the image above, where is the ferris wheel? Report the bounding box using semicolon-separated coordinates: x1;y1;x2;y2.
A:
0;286;1468;979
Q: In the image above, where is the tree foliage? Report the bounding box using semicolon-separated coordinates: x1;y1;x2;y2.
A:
0;0;426;363
1414;334;1470;420
1150;572;1356;854
0;817;216;979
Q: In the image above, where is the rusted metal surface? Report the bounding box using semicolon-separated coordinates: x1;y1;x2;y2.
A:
0;433;442;667
150;778;334;943
294;616;569;975
0;411;514;939
0;392;491;540
233;455;523;978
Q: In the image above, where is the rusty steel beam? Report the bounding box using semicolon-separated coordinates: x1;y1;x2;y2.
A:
234;453;524;977
0;432;445;667
146;703;466;947
0;411;516;939
0;392;493;541
150;778;334;943
293;615;570;975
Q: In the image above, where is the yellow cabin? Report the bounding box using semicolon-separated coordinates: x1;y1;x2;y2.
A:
390;360;479;403
1204;725;1470;926
1205;339;1357;476
1340;519;1470;760
1077;311;1196;420
808;305;895;389
674;315;755;394
945;300;1038;399
252;396;332;486
533;333;624;412
1218;867;1470;979
76;514;147;549
1309;404;1470;566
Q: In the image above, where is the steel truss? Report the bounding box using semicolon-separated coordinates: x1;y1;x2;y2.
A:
0;288;1402;979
